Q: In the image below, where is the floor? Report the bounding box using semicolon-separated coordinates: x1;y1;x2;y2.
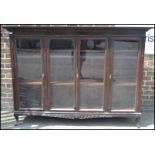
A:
1;111;154;129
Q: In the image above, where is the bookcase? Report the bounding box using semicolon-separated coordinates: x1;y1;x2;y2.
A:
6;26;150;126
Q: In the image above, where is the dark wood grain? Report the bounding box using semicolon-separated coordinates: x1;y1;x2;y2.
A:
135;37;146;112
9;27;147;120
104;37;112;112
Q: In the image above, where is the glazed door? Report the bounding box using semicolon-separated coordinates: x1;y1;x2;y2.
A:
78;39;106;111
110;38;140;111
15;38;45;110
47;39;76;111
14;37;140;112
47;38;107;111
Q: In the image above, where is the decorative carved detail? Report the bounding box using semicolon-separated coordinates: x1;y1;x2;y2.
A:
15;111;141;120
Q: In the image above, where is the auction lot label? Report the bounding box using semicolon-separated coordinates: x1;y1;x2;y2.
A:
145;28;154;54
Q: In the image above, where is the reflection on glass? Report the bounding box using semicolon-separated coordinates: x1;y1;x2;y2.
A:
114;40;139;50
112;40;139;82
81;40;105;49
50;84;75;109
50;40;73;49
80;85;104;109
80;40;105;81
111;86;135;110
111;40;138;110
19;85;42;108
50;50;74;81
16;39;40;49
50;40;74;81
17;50;42;81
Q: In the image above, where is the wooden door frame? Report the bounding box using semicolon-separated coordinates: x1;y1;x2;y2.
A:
109;37;142;112
46;37;76;111
11;35;45;111
135;36;145;112
77;37;108;112
11;34;143;113
45;36;109;112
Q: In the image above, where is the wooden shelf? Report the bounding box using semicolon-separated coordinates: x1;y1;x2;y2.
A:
50;81;74;85
81;49;105;51
49;49;73;51
17;48;40;52
19;80;42;85
114;49;138;52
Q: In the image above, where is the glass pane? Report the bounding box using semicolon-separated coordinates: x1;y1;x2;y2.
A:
81;40;105;50
80;40;105;81
114;40;139;50
16;39;40;49
19;85;42;108
49;40;74;81
112;40;139;82
17;50;42;81
112;52;138;82
50;40;73;49
80;85;104;109
50;84;75;109
111;85;135;110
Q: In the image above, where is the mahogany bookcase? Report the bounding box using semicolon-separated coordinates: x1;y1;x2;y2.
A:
6;26;150;126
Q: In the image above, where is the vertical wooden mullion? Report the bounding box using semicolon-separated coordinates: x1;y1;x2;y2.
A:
73;39;77;111
104;37;112;112
11;36;19;110
75;39;80;111
41;37;48;110
46;37;51;110
135;37;145;112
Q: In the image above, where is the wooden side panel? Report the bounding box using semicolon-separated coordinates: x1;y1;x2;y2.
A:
11;36;19;110
135;36;146;112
